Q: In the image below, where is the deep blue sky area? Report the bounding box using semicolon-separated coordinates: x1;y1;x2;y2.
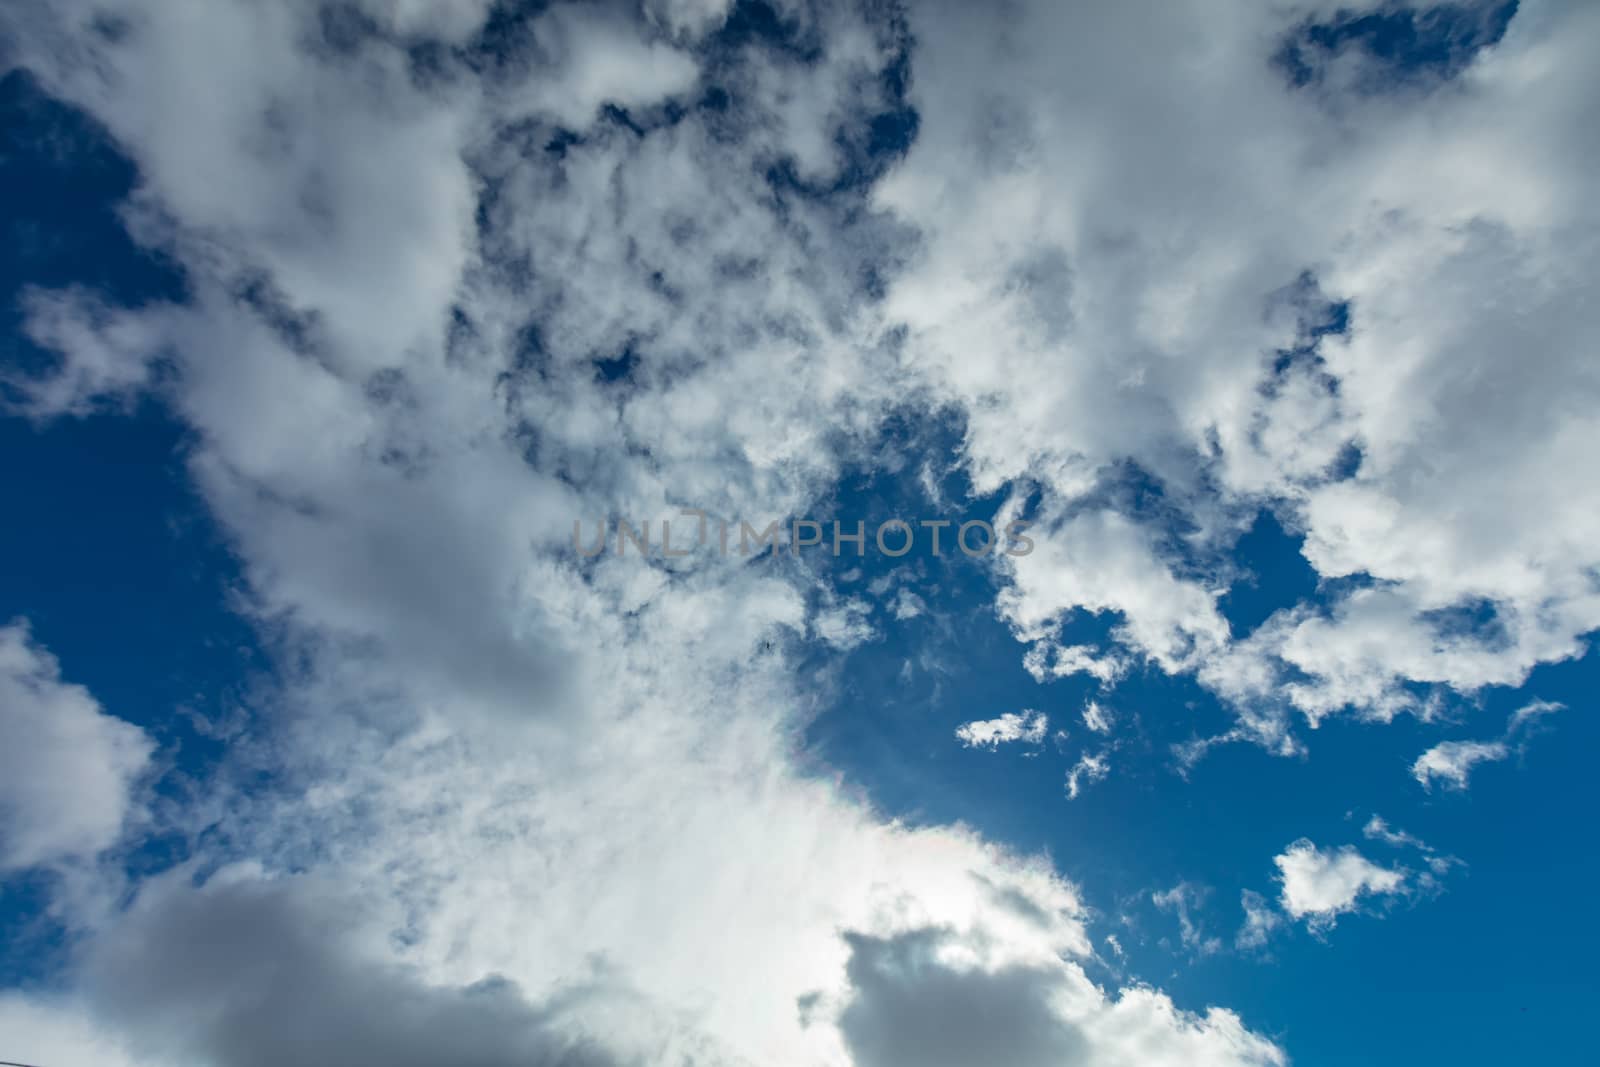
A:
2;5;1596;1065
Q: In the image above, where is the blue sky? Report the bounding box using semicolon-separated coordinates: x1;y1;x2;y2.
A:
2;3;1597;1066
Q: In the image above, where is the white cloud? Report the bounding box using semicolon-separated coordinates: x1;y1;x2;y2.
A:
1234;890;1282;952
1066;752;1111;800
0;995;147;1067
1081;699;1115;735
12;0;1594;754
1361;815;1427;851
1274;840;1405;932
1508;697;1564;733
888;588;927;621
814;595;878;651
0;621;153;872
1408;696;1566;793
997;508;1231;677
1411;739;1510;792
879;0;1600;744
1022;642;1128;687
1153;883;1222;957
1243;820;1445;950
4;6;1196;1059
955;709;1048;750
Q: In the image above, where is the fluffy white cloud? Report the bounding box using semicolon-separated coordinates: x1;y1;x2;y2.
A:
1274;840;1405;932
997;507;1231;677
0;621;153;871
955;709;1048;750
518;4;702;129
881;0;1600;743
1412;739;1510;791
12;0;1592;749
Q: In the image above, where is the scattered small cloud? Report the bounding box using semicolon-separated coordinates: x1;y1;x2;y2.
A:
1152;883;1222;957
1411;698;1565;792
889;588;927;621
1081;699;1114;735
1235;890;1282;952
1360;815;1426;851
1021;641;1128;687
813;596;877;651
1065;752;1110;800
955;710;1048;750
1274;840;1406;934
1508;698;1564;734
1412;739;1510;791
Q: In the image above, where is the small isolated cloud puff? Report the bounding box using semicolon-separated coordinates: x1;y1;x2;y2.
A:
1274;840;1405;932
1411;740;1509;791
956;709;1048;750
